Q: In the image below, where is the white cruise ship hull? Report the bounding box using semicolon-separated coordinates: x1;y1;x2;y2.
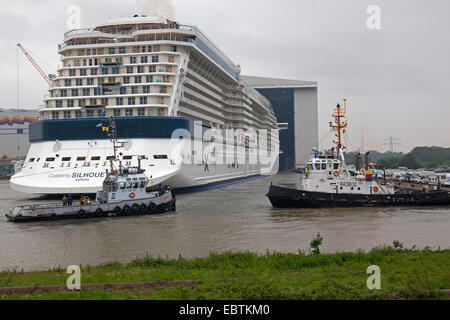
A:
11;137;278;194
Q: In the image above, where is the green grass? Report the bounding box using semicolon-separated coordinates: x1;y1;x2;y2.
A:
1;246;449;300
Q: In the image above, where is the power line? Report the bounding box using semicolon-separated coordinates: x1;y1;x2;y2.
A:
382;135;401;153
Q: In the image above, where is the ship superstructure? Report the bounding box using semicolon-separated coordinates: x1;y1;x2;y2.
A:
11;15;279;194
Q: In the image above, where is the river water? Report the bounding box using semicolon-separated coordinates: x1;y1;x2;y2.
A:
0;173;449;271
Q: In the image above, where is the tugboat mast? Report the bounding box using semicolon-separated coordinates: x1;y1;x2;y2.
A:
329;99;348;157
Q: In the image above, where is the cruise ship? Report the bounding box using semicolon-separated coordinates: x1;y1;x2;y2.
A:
11;15;279;194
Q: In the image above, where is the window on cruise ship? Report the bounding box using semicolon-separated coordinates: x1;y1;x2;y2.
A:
134;76;142;83
120;87;127;95
139;97;147;105
126;66;133;74
152;56;159;63
91;68;98;75
91;156;101;161
137;66;145;73
98;109;104;117
101;98;108;106
82;88;90;96
112;67;119;74
123;76;130;84
116;97;123;105
171;46;177;52
90;98;97;105
143;85;150;93
87;78;94;85
80;69;87;76
76;78;83;86
119;47;126;54
56;100;63;108
108;48;115;55
101;67;109;75
65;79;71;86
125;108;133;116
113;109;121;117
61;89;67;97
146;75;153;83
86;110;94;118
67;100;74;108
69;69;76;77
76;157;86;161
141;56;148;63
130;57;137;64
72;89;78;97
137;108;145;116
51;111;59;119
62;157;71;161
75;110;82;118
149;65;156;72
131;87;138;94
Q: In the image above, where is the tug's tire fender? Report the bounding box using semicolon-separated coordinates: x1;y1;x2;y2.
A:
293;193;301;201
140;204;147;212
148;202;156;211
132;204;140;212
113;206;122;215
95;208;104;217
78;209;87;218
122;205;131;214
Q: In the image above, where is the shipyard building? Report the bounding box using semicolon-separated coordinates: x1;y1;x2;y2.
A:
0;108;39;159
242;76;319;171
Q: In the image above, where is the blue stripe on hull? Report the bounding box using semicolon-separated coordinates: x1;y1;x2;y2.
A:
175;175;267;193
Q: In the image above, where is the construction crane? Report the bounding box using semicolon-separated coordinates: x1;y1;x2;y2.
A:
17;43;54;87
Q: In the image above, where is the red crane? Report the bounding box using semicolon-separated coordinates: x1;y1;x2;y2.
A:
17;43;54;87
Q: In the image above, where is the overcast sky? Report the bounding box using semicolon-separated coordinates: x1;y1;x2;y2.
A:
1;0;449;152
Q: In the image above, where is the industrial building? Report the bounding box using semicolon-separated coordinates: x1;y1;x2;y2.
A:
0;108;39;159
242;76;318;171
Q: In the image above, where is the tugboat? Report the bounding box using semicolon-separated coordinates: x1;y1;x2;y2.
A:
267;100;450;208
6;119;176;222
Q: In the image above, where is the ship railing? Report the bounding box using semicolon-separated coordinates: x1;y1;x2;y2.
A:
179;24;239;75
59;35;195;50
240;82;273;112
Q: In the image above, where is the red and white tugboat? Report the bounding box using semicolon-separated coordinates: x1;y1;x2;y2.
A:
267;100;450;208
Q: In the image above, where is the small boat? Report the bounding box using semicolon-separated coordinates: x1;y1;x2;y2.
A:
6;168;176;222
6;119;176;222
267;100;450;208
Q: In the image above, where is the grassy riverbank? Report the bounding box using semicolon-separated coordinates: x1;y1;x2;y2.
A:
1;245;449;300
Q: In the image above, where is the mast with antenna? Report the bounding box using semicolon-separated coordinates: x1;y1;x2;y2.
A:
329;99;348;157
